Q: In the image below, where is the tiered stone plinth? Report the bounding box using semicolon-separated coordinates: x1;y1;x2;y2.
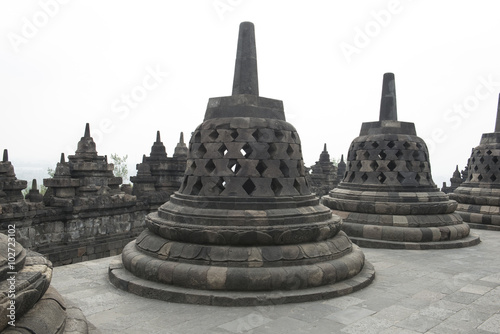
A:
322;73;480;249
450;98;500;231
109;22;374;306
309;144;338;197
131;131;187;208
0;234;91;333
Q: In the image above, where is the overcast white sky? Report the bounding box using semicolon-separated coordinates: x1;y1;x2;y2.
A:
1;0;500;187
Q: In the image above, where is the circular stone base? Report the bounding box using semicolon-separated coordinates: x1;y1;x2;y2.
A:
467;223;500;231
108;258;375;306
348;233;481;250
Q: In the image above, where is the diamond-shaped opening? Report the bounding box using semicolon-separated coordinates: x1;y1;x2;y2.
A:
189;161;197;174
370;161;379;171
242;178;256;195
363;151;370;159
286;144;294;157
361;173;368;182
194;131;201;143
291;132;297;143
485;164;491;172
387;141;395;148
397;172;405;184
388;160;397;171
216;177;226;192
180;176;188;192
478;174;483;181
256;160;267;175
208;130;219;141
293;179;301;194
205;160;216;173
274;130;284;141
403;141;411;149
412;151;421;160
493;156;499;164
271;178;283;195
472;157;476;163
358;142;365;148
191;178;203;195
348;162;352;169
197;144;207;158
218;144;228;157
280;160;290;177
268;143;277;157
415;173;421;184
487;150;492;155
419;162;426;171
230;130;239;140
371;141;379;148
348;172;355;182
377;173;386;183
469;174;473;180
480;157;485;164
396;150;403;159
490;174;497;182
252;129;262;141
297;160;304;176
356;161;362;169
228;159;241;174
474;165;479;171
378;150;387;159
477;150;482;155
416;142;422;149
240;143;253;158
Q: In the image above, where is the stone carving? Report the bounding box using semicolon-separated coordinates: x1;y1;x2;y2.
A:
130;131;187;208
109;22;374;306
322;73;480;249
0;233;91;333
308;144;339;197
449;95;500;230
441;165;464;194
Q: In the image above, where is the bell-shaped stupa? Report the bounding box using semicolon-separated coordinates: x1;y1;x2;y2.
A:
322;73;480;249
449;95;500;231
109;22;374;306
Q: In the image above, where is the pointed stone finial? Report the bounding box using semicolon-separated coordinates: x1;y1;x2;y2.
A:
340;154;344;163
495;93;500;132
180;132;185;144
31;179;38;190
156;131;161;143
84;123;91;138
232;22;259;96
142;154;147;163
323;143;327;152
379;73;397;121
3;149;8;162
60;153;65;163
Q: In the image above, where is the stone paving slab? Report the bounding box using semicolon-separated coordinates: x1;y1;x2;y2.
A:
52;229;500;334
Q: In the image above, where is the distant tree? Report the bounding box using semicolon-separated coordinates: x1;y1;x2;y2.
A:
111;154;128;183
47;167;55;178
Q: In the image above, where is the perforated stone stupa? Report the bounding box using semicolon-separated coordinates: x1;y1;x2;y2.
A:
322;73;480;249
449;95;500;231
109;22;374;306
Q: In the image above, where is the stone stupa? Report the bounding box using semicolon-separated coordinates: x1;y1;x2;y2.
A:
449;95;500;231
109;22;374;306
322;73;480;249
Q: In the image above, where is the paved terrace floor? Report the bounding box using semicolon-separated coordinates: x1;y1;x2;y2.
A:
52;229;500;334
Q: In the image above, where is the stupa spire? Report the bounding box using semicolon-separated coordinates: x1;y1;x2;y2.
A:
495;93;500;132
3;149;7;162
60;153;65;163
379;73;397;121
232;22;259;96
156;130;161;142
84;123;90;138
